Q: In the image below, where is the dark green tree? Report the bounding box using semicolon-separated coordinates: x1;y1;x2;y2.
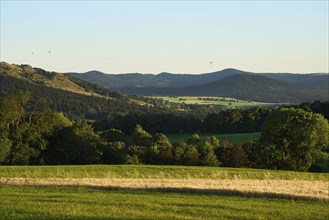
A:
175;142;200;166
132;124;152;147
197;137;219;166
0;132;11;164
45;120;102;164
126;145;146;164
216;141;249;168
186;133;201;145
103;141;126;164
150;133;174;164
0;91;32;164
26;111;72;164
0;90;30;131
101;129;126;142
242;140;260;168
125;125;152;163
259;108;329;171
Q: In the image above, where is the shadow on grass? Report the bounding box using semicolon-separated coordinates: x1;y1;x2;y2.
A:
2;182;327;202
86;185;328;202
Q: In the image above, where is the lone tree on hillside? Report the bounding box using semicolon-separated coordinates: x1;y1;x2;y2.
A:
258;108;329;171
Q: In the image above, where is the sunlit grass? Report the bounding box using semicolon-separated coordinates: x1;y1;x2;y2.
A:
1;165;328;200
1;165;328;219
1;165;328;180
1;185;328;220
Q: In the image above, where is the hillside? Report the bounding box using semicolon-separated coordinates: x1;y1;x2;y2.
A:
264;73;329;89
67;68;328;90
182;74;298;102
2;62;327;103
67;68;247;88
67;71;173;89
121;74;328;103
0;62;112;97
67;68;328;103
0;62;168;120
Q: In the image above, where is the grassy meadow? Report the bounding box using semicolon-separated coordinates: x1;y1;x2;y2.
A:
1;185;329;220
1;165;328;219
153;96;282;108
1;165;328;180
166;132;261;144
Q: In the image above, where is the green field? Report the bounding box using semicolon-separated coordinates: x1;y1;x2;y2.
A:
1;185;328;220
1;165;328;219
166;132;261;144
152;96;282;108
1;165;328;180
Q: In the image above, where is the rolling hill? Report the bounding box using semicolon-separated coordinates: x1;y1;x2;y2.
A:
0;62;168;120
121;74;296;102
67;68;247;89
0;62;117;98
67;70;173;89
67;68;328;103
2;62;328;103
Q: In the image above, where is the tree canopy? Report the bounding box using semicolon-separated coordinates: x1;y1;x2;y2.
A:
258;108;329;171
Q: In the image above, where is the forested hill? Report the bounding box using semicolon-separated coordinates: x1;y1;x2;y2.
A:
67;68;247;89
67;68;328;90
0;62;120;98
0;62;171;120
122;74;329;103
68;68;329;103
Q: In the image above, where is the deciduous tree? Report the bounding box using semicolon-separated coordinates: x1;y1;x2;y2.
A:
259;108;329;171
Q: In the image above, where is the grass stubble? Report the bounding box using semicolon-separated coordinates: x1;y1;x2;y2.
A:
1;177;328;201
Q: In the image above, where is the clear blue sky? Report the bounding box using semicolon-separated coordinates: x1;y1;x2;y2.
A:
1;1;328;74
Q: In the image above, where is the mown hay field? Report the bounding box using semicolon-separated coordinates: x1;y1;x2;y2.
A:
1;165;328;219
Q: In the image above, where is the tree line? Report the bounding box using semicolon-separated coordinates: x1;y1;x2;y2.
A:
94;108;272;134
1;91;328;172
95;101;328;135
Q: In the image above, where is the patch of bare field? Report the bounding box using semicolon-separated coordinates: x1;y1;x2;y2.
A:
1;177;328;201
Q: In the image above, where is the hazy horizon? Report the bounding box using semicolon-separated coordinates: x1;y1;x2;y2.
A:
1;1;328;74
66;67;329;75
3;61;329;75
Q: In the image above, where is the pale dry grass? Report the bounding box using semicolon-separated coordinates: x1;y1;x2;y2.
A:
1;177;328;201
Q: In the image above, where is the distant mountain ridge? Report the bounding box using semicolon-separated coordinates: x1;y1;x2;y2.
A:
67;68;252;89
67;68;328;103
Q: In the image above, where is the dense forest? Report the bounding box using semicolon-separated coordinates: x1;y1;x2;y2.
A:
1;91;328;172
0;75;182;120
95;101;328;134
94;108;271;134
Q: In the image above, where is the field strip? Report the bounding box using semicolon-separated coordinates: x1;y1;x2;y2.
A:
1;177;328;201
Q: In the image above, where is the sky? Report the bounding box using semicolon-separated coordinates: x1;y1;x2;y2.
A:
0;1;328;74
